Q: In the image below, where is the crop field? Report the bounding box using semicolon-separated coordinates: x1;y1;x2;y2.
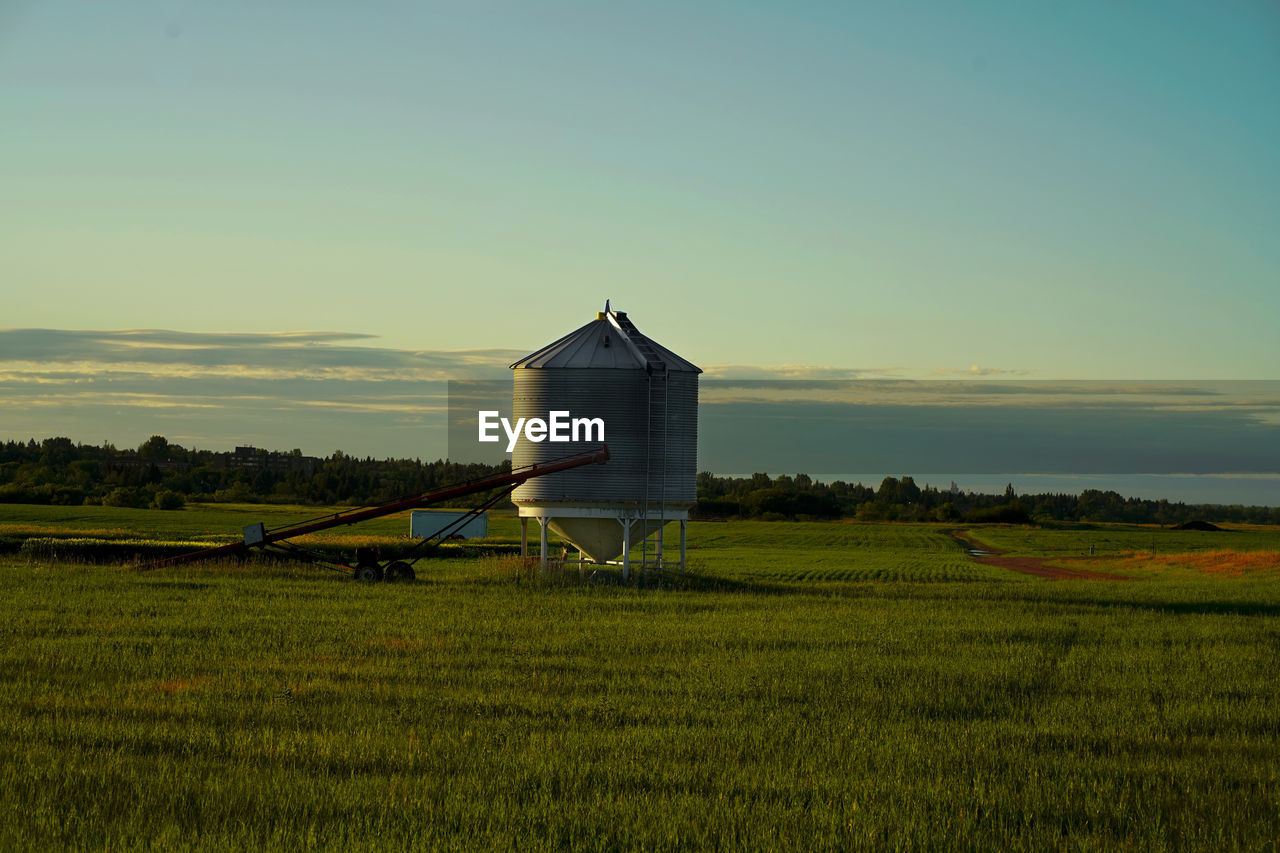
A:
970;523;1280;561
1;503;1278;851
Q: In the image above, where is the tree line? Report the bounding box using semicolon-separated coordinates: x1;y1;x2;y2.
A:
1;436;1276;525
694;471;1280;526
0;437;506;510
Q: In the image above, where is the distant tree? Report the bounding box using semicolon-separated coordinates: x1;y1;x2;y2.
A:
40;437;76;466
877;477;900;504
103;486;152;509
152;490;186;510
966;502;1030;524
138;435;171;461
899;476;922;503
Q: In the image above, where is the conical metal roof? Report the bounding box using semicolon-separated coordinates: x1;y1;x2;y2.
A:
510;304;702;373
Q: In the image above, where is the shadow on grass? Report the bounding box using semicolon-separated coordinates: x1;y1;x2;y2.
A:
463;576;1280;616
468;559;820;596
964;587;1280;619
638;570;813;596
138;580;216;591
1077;598;1280;618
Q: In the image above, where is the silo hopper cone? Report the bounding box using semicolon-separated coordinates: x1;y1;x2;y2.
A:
547;517;642;564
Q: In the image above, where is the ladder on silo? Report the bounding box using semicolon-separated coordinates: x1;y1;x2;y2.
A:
611;312;667;373
610;309;669;574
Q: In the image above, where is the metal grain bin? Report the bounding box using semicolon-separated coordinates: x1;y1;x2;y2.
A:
510;304;700;570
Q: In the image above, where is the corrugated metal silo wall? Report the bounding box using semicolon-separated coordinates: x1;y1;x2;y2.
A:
511;368;698;505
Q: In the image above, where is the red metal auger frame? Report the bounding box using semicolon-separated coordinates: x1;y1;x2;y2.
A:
139;445;609;579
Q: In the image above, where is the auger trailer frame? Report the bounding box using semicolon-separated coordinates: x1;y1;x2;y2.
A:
140;446;609;581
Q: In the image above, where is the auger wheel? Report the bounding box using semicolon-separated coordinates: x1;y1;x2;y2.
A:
353;562;383;583
383;561;416;583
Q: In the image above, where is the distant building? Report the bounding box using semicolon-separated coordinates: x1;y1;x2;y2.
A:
225;446;320;475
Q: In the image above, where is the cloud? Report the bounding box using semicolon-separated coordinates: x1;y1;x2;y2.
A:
2;329;1278;468
0;328;517;456
928;364;1032;377
698;398;1280;476
703;363;1039;380
697;379;1249;414
294;400;448;415
0;328;523;379
701;363;905;380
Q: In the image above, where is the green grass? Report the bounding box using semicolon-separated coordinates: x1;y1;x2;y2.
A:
1;506;1020;583
969;523;1280;560
1;505;1278;850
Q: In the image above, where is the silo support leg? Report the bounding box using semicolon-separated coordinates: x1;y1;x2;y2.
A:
620;518;631;581
539;518;548;573
656;523;664;571
680;519;687;573
520;517;528;558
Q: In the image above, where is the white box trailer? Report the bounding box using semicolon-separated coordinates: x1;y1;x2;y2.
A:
410;509;488;540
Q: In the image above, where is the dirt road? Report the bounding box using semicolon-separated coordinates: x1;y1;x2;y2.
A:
950;530;1131;581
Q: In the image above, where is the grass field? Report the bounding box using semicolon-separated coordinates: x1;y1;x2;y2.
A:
2;504;1278;850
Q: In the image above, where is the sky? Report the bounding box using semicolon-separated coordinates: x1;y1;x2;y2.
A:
2;2;1279;484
